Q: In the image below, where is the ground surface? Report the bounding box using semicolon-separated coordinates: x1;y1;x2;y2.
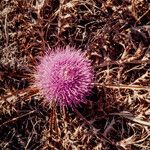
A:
0;0;150;150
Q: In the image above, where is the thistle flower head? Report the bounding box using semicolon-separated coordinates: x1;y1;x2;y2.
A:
35;46;94;107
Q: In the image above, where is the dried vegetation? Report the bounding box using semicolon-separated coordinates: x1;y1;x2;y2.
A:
0;0;150;149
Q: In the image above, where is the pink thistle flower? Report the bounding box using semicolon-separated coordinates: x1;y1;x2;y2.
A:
34;46;94;107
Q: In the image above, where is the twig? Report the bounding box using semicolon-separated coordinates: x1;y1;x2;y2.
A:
97;60;150;68
103;118;115;136
58;0;65;35
110;112;150;127
94;83;150;91
4;12;9;48
0;110;36;127
135;8;150;25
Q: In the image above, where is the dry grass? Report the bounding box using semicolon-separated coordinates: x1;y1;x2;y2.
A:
0;0;150;149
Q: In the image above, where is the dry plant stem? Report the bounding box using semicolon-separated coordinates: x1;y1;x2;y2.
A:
58;0;65;35
97;60;150;68
49;101;59;135
4;0;9;48
94;83;150;91
135;7;150;25
110;112;150;127
103;118;115;137
2;87;39;99
72;107;116;146
0;110;36;127
0;87;39;115
131;0;138;20
4;12;8;48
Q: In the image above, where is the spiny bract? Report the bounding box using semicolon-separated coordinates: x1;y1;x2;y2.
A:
35;46;94;107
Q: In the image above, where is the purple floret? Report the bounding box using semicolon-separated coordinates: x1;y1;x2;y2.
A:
35;46;94;107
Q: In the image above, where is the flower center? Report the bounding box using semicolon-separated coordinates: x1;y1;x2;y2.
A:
62;68;74;80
